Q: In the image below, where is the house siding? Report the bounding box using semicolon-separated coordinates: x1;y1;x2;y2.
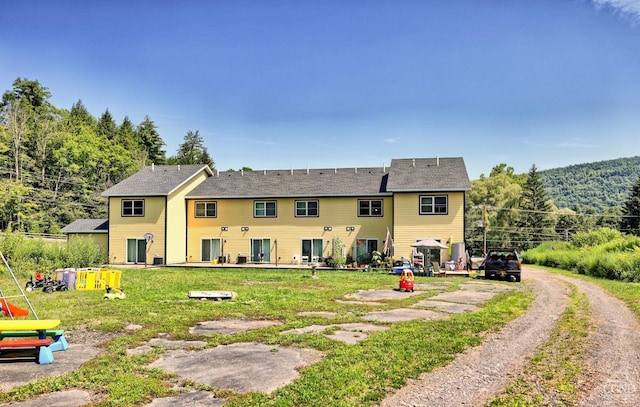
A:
392;191;465;261
187;196;393;264
166;170;210;263
107;196;166;265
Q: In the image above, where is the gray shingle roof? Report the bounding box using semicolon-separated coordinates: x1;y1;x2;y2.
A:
187;157;470;198
101;165;213;197
61;219;109;234
188;167;389;198
387;157;471;192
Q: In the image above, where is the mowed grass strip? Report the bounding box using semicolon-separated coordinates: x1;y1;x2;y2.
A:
0;268;533;406
487;283;590;407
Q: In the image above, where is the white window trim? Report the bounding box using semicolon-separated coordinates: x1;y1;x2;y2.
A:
195;201;217;218
254;200;277;218
358;199;383;217
419;195;448;215
295;200;319;217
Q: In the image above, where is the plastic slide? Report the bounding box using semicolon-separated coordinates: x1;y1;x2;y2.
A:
0;299;29;317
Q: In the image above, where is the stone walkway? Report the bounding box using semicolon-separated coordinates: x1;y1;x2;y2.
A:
1;280;518;406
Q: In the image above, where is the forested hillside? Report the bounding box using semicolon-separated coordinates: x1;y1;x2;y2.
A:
540;156;640;212
0;78;212;234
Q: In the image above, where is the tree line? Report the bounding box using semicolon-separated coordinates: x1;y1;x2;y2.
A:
466;163;640;253
0;78;214;233
4;77;640;247
540;156;640;212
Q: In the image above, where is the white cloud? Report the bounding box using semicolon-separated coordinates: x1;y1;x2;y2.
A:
592;0;640;22
554;138;598;148
384;138;399;144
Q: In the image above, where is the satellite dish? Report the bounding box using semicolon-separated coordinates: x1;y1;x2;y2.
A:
144;233;154;241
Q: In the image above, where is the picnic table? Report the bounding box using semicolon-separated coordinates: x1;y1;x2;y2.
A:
0;319;66;364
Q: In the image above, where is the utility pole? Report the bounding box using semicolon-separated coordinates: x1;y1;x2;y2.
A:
482;205;487;255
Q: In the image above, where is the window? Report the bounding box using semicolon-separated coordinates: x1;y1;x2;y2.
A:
358;199;383;217
254;201;277;217
420;195;448;214
295;200;319;217
195;201;217;217
122;199;144;216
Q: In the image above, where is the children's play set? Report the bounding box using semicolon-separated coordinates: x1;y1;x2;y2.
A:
0;252;125;364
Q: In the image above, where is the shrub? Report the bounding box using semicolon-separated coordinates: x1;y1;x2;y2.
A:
524;229;640;282
0;232;106;278
331;237;346;268
571;228;621;248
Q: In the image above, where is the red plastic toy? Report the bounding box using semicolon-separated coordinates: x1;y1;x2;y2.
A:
398;269;415;292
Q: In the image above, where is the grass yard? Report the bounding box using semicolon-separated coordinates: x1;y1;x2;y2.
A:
0;267;534;406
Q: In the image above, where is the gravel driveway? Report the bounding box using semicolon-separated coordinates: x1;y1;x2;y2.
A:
381;267;640;406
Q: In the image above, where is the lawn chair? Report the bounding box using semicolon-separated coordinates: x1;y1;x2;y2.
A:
432;261;446;277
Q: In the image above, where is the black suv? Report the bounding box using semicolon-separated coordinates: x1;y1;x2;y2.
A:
481;248;522;282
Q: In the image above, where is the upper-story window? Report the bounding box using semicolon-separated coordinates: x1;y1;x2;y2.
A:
122;199;144;217
195;201;217;217
420;195;448;214
254;201;277;217
295;200;319;217
358;199;383;217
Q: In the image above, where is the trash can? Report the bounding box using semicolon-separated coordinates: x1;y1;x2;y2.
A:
153;256;163;265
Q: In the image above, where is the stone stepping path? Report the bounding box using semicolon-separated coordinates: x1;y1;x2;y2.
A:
297;311;339;318
429;290;498;304
363;308;447;323
127;334;207;356
345;288;424;301
282;322;389;344
149;342;322;394
413;299;480;313
189;319;281;335
146;390;225;406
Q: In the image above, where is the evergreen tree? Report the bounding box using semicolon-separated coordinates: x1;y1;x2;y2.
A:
67;100;97;134
171;130;215;168
620;176;640;235
517;164;556;249
136;116;166;165
118;116;136;144
97;109;118;140
1;77;51;109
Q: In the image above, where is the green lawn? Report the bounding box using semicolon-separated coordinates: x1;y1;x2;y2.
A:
1;268;534;406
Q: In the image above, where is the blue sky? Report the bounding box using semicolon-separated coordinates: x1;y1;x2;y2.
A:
2;1;640;179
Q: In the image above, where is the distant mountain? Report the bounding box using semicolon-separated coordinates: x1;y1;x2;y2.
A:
539;156;640;212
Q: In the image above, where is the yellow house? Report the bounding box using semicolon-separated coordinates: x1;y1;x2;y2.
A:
185;157;470;266
100;164;213;265
86;157;470;266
